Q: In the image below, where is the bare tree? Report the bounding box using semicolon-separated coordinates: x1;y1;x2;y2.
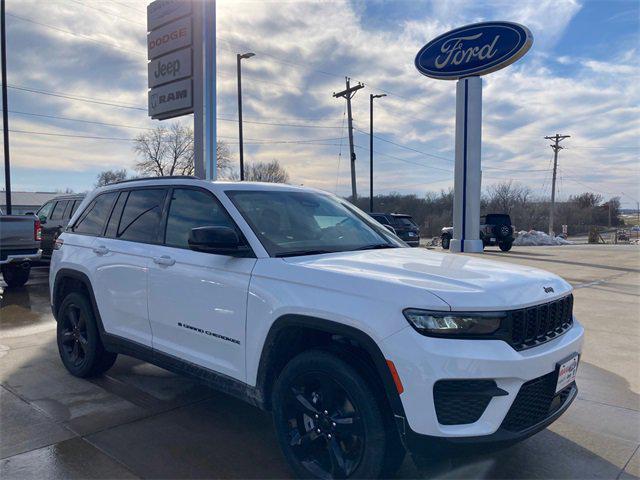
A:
133;123;232;177
95;169;127;187
240;160;290;183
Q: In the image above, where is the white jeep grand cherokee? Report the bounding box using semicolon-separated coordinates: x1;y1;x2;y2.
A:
50;178;583;479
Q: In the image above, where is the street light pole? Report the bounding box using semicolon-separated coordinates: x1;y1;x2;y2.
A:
1;0;12;214
237;52;255;181
369;93;386;212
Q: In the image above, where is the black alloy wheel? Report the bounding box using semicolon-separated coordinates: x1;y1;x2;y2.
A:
59;301;90;369
56;292;117;377
273;351;389;479
284;372;364;478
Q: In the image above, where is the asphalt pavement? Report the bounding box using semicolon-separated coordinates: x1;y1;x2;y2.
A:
1;244;639;479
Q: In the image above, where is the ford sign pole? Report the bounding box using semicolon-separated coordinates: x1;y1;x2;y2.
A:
415;22;532;253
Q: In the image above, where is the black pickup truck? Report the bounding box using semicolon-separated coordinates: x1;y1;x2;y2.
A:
0;210;42;287
441;213;515;251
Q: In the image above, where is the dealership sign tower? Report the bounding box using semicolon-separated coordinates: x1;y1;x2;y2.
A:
147;0;216;180
416;22;532;253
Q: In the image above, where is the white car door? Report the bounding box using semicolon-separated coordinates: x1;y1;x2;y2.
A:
147;187;256;381
88;188;168;347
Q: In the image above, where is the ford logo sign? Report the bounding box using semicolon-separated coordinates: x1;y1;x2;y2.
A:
415;21;533;80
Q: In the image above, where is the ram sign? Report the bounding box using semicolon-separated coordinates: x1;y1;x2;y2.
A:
148;78;192;118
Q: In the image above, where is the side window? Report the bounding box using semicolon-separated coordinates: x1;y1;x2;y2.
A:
62;200;74;220
37;201;54;223
104;191;128;238
117;189;166;243
164;188;236;249
70;200;81;216
73;193;118;235
50;201;68;221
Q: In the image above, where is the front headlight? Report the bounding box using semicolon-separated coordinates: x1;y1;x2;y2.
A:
403;309;505;336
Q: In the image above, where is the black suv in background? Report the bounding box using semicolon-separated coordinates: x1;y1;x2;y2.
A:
370;213;420;247
441;213;514;251
36;194;85;259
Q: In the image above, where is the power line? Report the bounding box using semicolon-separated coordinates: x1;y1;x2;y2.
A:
6;12;144;57
5;109;154;130
8;84;147;110
9;128;133;141
65;0;146;27
107;0;146;14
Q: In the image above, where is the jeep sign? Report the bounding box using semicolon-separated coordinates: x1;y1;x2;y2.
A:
148;48;192;88
415;21;532;80
148;78;192;118
147;16;192;60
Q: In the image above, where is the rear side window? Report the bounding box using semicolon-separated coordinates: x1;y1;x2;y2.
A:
50;201;68;221
116;189;166;243
73;193;118;235
70;200;81;216
164;188;236;249
62;200;74;220
37;201;54;223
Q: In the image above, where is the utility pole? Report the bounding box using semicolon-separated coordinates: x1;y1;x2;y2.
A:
369;93;386;212
333;78;364;200
544;133;570;236
237;52;255;181
1;0;11;214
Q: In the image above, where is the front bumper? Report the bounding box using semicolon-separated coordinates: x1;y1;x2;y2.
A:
404;383;577;455
382;319;584;442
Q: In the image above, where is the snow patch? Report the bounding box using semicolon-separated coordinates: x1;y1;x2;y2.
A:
513;230;572;246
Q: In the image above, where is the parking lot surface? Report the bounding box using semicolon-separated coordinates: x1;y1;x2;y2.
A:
1;245;639;479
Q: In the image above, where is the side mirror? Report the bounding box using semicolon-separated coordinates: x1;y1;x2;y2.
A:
384;224;397;235
188;226;247;255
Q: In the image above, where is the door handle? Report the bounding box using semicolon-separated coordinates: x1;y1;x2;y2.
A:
153;255;175;266
93;245;109;255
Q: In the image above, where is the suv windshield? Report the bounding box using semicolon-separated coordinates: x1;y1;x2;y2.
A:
227;190;403;257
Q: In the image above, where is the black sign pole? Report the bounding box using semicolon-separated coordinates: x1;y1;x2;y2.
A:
1;0;12;214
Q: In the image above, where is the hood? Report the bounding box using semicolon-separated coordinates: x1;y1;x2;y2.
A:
283;247;571;311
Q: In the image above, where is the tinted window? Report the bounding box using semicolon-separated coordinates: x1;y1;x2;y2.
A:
165;189;236;249
105;191;129;238
62;200;75;219
393;216;417;228
73;193;117;235
371;214;391;225
37;201;54;223
70;200;81;216
50;201;68;221
484;214;511;226
117;189;166;243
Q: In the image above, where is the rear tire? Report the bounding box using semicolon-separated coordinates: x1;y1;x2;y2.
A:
499;242;513;252
272;350;390;479
1;263;31;288
441;236;450;250
56;292;117;378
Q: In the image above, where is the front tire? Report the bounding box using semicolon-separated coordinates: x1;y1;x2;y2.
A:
272;350;389;479
1;263;31;287
56;292;117;378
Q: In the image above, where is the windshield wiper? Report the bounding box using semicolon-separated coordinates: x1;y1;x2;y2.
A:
354;243;396;251
275;249;336;258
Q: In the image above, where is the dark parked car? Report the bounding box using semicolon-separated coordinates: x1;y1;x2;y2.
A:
36;194;85;259
441;213;514;251
370;213;420;247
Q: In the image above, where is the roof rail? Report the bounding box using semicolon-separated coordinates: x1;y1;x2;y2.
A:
109;175;199;186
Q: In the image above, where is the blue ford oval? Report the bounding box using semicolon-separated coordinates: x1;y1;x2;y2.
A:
415;21;533;80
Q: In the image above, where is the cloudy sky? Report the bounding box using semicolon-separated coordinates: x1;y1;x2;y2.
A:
2;0;639;207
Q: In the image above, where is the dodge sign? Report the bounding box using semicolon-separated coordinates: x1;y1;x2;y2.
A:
415;21;533;80
147;16;192;60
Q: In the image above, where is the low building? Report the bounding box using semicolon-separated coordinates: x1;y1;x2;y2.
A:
0;191;59;215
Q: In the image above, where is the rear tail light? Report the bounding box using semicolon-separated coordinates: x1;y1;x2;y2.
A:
34;219;42;241
54;238;64;250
